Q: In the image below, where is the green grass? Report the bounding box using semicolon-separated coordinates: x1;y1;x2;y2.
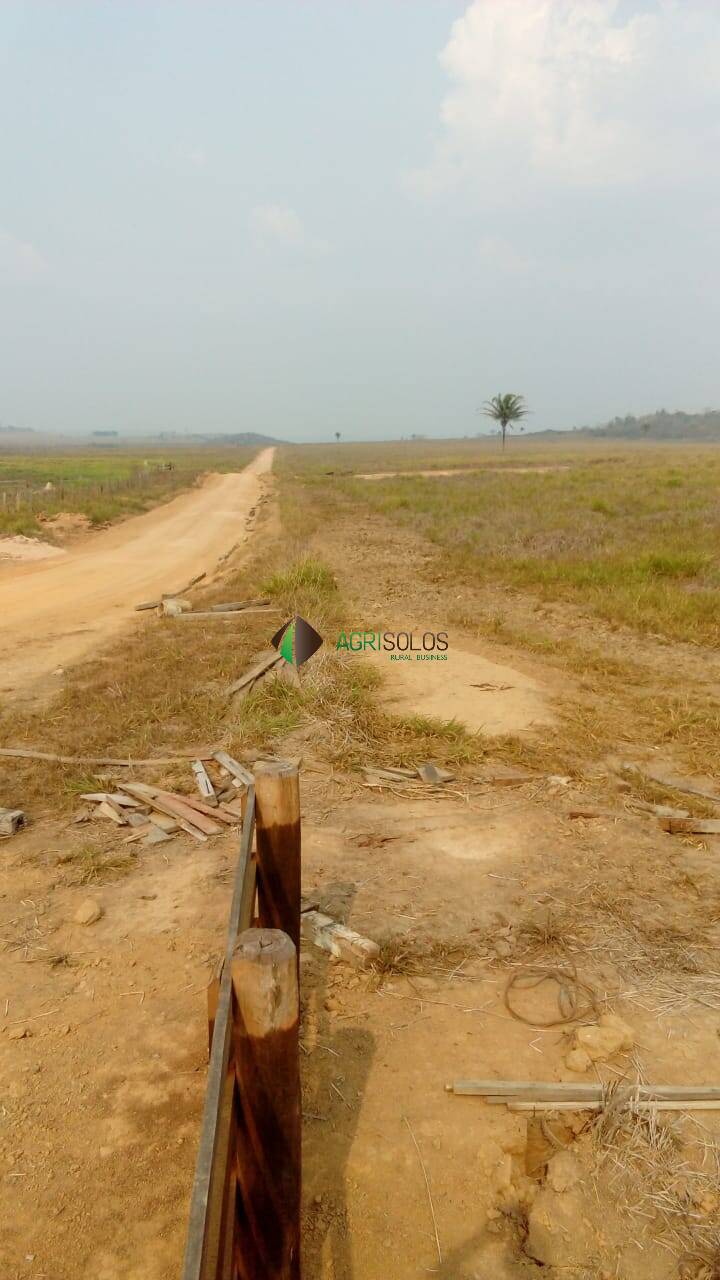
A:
278;441;720;646
0;447;256;536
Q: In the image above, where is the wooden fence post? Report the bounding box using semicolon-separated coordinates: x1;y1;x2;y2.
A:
231;928;301;1279
254;762;301;956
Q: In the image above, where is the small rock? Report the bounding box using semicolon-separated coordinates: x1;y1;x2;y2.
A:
8;1026;30;1040
74;899;103;926
575;1012;634;1063
565;1047;592;1073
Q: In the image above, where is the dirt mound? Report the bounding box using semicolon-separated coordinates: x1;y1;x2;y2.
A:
39;511;92;540
0;535;66;562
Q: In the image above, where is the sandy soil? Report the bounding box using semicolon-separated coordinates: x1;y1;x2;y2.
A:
363;641;554;735
3;473;720;1279
0;535;67;563
356;466;570;479
0;449;273;703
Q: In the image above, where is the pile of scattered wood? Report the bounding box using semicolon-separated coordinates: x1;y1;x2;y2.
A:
135;572;279;623
77;750;255;846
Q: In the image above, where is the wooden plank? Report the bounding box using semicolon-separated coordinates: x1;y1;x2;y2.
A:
79;792;144;807
226;654;284;697
178;793;241;825
96;799;129;826
192;760;218;805
143;826;173;846
119;785;209;842
659;817;720;835
508;1100;720;1113
447;1081;720;1099
121;783;223;836
213;752;255;788
135;571;207;610
209;598;270;613
169;609;280;621
148;813;179;833
181;791;257;1280
0;747;218;766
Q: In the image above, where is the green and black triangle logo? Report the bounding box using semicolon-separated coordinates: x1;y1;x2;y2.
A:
271;615;323;668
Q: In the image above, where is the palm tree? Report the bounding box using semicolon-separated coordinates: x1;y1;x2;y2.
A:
481;393;528;450
334;431;341;442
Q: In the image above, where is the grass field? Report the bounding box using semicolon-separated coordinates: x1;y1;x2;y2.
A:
281;439;720;646
0;447;256;536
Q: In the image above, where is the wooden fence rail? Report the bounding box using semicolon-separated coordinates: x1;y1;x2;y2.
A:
182;762;302;1280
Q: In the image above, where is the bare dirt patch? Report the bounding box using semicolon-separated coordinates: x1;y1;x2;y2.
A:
356;465;570;479
0;534;66;562
0;449;273;705
364;639;555;735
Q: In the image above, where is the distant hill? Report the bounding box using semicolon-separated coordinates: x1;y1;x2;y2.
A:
155;431;284;445
571;409;720;441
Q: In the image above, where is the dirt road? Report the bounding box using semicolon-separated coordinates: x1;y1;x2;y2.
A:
0;448;273;701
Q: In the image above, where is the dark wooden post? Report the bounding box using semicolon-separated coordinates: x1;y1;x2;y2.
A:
231;928;301;1279
254;762;301;956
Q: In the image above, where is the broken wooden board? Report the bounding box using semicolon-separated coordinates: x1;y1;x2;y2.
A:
659;816;720;836
226;652;284;696
168;608;279;620
208;598;271;612
79;792;145;807
614;760;720;807
142;826;173;846
96;799;129;826
301;909;380;968
446;1080;720;1101
634;801;690;819
212;751;255;787
0;747;218;766
567;808;621;820
0;807;25;837
134;571;207;611
118;784;211;841
191;760;217;805
417;762;455;784
148;813;179;833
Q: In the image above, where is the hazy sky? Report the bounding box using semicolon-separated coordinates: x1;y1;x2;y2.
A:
1;0;719;441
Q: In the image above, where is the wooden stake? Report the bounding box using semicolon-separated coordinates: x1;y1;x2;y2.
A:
254;761;301;955
231;929;301;1280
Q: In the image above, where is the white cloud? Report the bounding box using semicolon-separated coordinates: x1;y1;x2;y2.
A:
0;227;47;280
250;203;305;247
414;1;720;193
